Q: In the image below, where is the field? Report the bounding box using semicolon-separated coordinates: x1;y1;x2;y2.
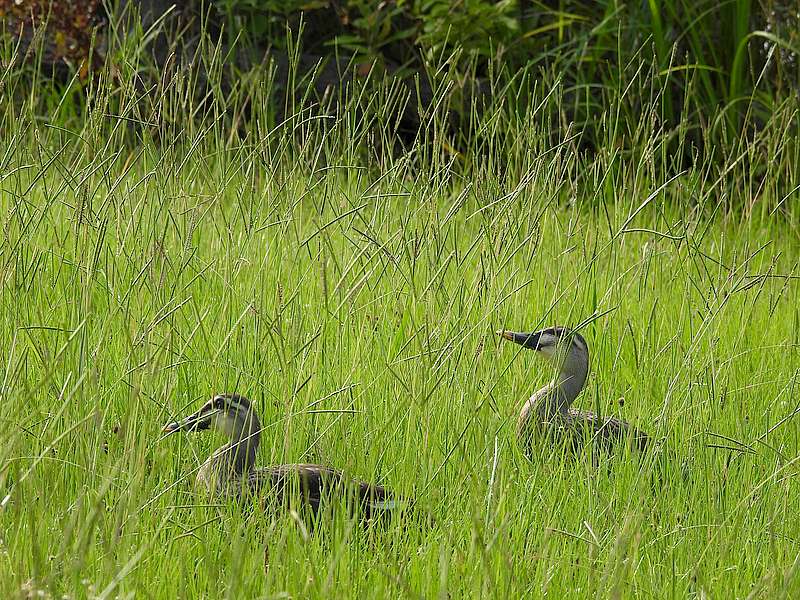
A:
2;26;800;598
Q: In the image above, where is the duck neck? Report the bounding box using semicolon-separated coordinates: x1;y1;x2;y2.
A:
211;417;261;478
532;361;588;420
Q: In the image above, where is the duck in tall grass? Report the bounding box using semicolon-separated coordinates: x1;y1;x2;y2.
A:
497;326;649;452
163;393;401;522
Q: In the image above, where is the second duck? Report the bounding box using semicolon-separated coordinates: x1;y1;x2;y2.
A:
497;326;649;452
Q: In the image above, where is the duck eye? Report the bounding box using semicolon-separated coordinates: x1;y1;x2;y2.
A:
213;396;226;410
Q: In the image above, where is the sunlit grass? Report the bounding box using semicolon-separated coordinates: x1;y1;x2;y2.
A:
1;21;800;599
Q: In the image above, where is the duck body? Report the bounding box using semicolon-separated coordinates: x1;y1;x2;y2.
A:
197;460;395;518
517;404;650;452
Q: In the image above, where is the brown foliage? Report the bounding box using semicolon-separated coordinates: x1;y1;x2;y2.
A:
0;0;105;75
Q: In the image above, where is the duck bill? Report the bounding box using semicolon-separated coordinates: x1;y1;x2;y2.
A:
162;410;213;434
496;329;542;350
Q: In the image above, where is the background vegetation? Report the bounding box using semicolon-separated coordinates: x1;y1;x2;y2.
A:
4;0;800;191
1;1;799;598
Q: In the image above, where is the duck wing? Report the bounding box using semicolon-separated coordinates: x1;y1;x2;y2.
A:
248;463;399;519
568;409;649;451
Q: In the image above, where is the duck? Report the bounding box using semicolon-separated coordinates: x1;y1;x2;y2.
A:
497;326;649;451
163;393;401;521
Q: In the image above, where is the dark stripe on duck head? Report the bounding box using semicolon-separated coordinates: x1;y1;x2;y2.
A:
210;393;252;413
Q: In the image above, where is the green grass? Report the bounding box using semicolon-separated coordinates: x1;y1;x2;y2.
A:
2;28;800;599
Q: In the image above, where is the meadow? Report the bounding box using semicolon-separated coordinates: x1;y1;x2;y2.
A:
2;20;800;598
